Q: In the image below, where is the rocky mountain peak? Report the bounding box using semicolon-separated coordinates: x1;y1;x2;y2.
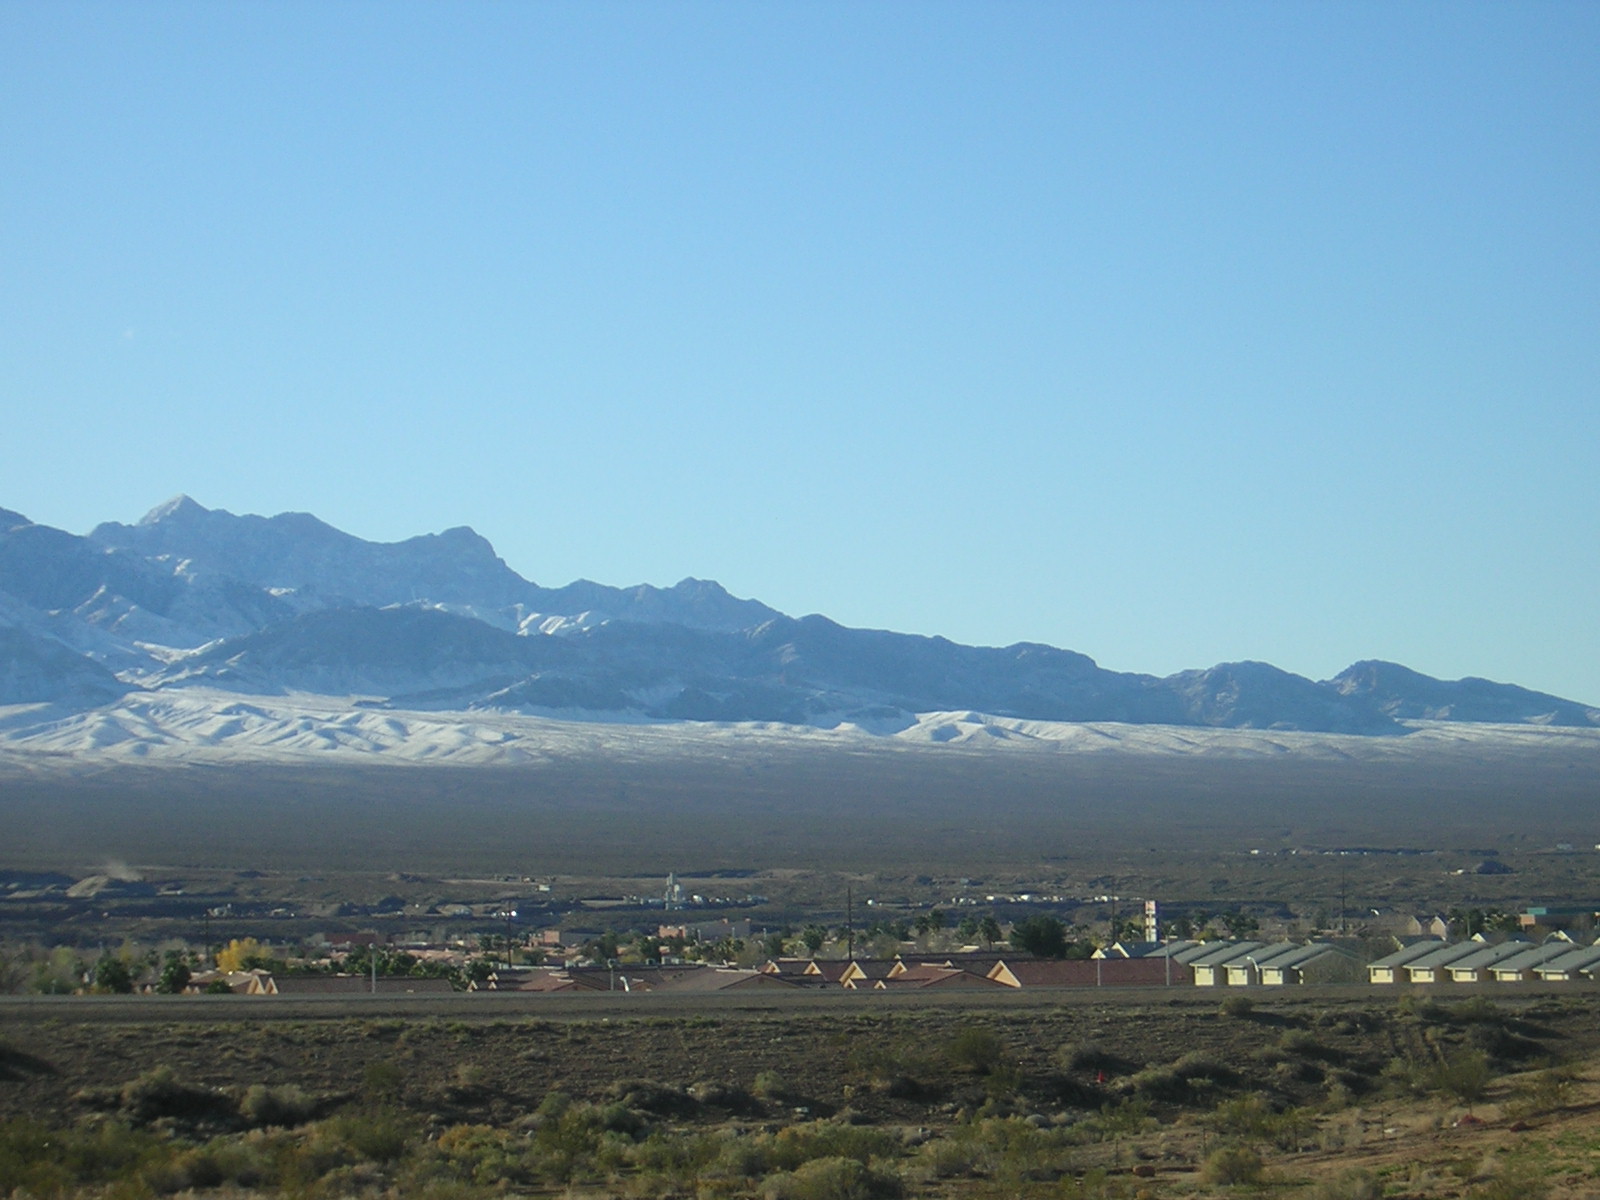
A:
139;494;210;526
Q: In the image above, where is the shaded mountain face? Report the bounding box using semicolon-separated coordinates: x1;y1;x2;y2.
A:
1329;660;1600;727
0;497;1593;736
0;626;130;706
1168;662;1396;733
148;604;1398;733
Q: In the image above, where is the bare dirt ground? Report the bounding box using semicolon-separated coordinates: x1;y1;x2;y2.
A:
4;985;1599;1197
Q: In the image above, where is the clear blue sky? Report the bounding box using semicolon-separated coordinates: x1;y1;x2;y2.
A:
3;3;1597;703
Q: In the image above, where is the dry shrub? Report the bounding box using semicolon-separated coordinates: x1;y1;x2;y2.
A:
763;1154;902;1200
119;1066;235;1125
238;1083;317;1127
1202;1143;1263;1186
1304;1167;1381;1200
1056;1042;1134;1075
1220;995;1255;1018
944;1024;1009;1075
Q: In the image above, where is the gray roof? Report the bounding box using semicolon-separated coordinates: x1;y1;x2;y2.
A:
1533;944;1600;977
1444;940;1534;973
1487;942;1577;975
1369;939;1450;969
1401;942;1483;971
1188;941;1265;968
1247;942;1316;968
1168;940;1223;964
1096;939;1200;960
1261;942;1356;972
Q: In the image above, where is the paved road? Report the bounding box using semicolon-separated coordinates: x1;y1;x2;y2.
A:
2;982;1585;1025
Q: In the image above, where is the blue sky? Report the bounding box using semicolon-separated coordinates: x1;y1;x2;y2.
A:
3;3;1597;702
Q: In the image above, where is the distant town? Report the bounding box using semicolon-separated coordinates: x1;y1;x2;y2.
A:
6;866;1597;999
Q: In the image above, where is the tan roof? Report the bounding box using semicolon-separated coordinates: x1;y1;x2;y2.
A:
875;965;1000;989
839;960;897;987
989;957;1177;988
657;969;799;992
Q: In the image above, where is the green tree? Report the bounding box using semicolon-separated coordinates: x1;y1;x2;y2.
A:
32;948;82;994
1434;1048;1492;1115
1221;910;1260;938
978;915;1002;948
345;944;418;977
801;925;827;955
93;955;134;994
1450;907;1486;938
1009;914;1068;958
1111;915;1143;944
581;932;621;962
155;955;191;994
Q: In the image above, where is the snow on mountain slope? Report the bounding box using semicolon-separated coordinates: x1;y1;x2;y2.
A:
3;496;1595;738
89;497;781;634
0;626;130;706
91;496;537;611
4;689;1598;774
149;606;549;696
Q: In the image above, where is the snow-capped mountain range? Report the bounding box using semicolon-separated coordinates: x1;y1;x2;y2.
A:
1;497;1596;764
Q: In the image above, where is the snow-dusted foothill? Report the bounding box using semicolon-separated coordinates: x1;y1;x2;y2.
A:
0;496;1595;767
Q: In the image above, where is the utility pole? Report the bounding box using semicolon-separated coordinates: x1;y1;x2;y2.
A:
1340;861;1349;937
846;887;854;963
